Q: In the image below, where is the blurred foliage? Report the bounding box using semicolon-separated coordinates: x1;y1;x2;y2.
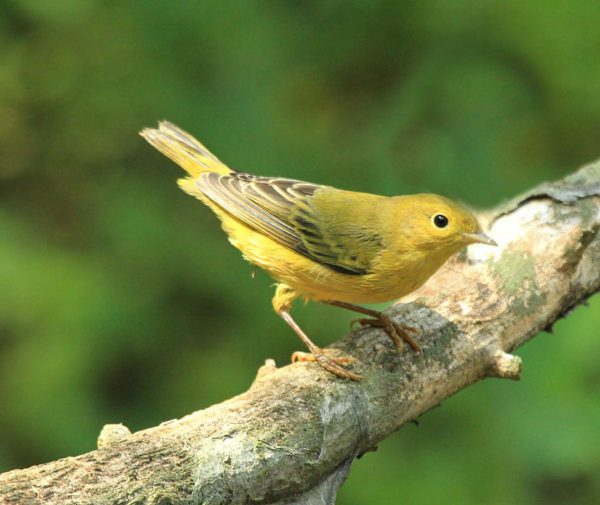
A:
0;1;599;504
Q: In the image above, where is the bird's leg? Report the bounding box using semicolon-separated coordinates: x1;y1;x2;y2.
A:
325;300;421;353
273;284;361;380
278;310;362;381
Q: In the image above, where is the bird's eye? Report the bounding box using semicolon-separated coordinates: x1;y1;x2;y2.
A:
433;214;449;228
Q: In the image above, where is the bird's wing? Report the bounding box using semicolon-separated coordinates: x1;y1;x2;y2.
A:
197;172;378;275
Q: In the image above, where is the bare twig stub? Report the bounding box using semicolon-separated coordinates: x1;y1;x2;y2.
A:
1;162;599;505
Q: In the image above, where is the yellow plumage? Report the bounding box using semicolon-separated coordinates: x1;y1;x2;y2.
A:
141;121;495;380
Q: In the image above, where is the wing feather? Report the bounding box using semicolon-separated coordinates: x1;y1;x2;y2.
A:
197;173;377;275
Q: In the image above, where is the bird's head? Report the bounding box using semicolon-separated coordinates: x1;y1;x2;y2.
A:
396;194;496;254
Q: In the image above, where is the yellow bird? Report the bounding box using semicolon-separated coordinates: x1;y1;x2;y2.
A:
141;121;495;380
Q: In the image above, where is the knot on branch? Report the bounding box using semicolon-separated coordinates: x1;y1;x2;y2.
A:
486;347;522;380
250;358;278;388
97;423;132;449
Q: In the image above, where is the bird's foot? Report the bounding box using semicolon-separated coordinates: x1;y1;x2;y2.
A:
352;314;421;353
291;350;362;381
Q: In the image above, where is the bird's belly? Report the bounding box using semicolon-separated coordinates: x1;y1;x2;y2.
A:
281;251;441;304
306;272;424;304
253;247;424;305
220;215;437;304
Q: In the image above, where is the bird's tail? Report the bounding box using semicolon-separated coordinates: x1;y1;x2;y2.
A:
140;121;233;177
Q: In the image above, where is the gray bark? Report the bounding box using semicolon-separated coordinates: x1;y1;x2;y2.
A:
1;162;599;505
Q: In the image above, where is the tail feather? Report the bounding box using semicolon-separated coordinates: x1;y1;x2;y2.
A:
140;121;233;177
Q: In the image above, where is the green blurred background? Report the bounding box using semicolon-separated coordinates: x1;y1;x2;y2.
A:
1;1;599;503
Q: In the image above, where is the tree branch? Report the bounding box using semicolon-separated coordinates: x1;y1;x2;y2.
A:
2;162;599;505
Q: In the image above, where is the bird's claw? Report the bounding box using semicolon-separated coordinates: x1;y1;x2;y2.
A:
353;315;421;353
291;350;361;381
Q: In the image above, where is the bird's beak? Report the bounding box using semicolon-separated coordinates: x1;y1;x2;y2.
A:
463;231;497;246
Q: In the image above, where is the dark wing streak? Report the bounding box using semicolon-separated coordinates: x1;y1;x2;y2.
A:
198;172;367;276
208;183;296;242
249;183;291;213
197;175;300;249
